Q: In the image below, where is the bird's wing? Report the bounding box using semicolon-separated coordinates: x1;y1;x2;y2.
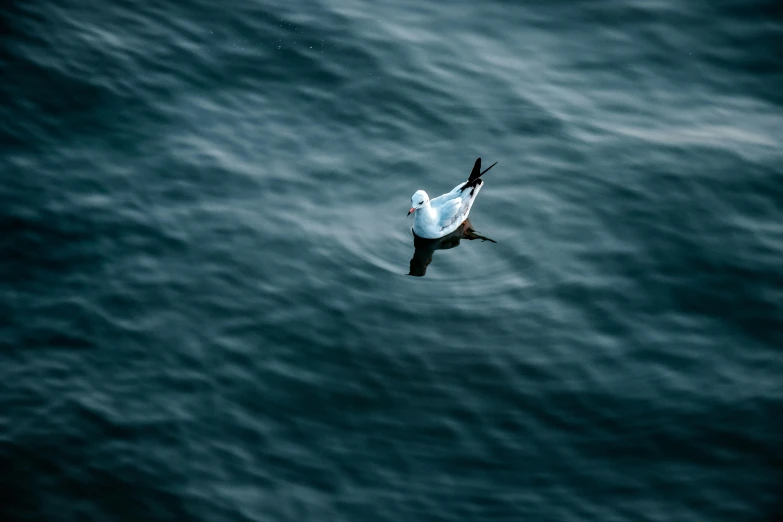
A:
437;197;464;228
430;182;468;207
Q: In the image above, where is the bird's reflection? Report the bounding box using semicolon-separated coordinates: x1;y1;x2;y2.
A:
408;218;496;277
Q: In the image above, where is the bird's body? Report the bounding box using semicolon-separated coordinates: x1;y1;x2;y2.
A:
411;180;485;238
408;157;496;239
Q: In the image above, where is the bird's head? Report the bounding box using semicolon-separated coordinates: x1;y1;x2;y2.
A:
408;190;429;216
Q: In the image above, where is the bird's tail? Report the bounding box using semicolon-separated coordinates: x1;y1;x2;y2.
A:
461;157;497;190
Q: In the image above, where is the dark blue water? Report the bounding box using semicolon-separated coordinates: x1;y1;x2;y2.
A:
2;0;782;520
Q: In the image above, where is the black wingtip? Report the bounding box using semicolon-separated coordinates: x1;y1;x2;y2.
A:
480;161;497;176
461;158;496;191
468;157;482;182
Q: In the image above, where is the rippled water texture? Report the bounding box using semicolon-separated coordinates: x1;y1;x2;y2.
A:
2;0;782;520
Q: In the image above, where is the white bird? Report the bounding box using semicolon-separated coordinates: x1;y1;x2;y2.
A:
408;157;497;239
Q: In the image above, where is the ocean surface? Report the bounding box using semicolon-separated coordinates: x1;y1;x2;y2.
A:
1;0;782;520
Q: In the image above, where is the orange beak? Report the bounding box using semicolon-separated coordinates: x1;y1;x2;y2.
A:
407;207;415;216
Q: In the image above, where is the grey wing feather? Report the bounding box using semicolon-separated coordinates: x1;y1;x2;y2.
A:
430;182;467;206
437;197;464;228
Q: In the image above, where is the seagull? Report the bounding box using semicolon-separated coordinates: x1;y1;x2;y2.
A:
408;157;497;239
